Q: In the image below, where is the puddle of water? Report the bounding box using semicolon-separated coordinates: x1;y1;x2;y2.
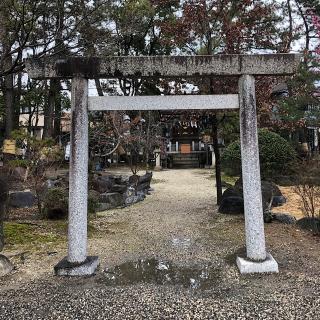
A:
104;258;221;290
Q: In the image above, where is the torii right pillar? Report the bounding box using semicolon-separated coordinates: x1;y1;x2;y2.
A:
237;75;279;274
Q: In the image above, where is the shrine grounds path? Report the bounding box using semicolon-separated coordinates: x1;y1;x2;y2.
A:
0;169;320;319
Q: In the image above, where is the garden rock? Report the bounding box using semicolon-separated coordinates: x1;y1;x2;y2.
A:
221;187;241;201
89;190;100;201
92;176;114;193
97;203;113;212
110;184;127;193
125;191;146;206
139;172;153;185
128;174;140;185
221;181;233;188
272;213;296;224
99;192;124;208
218;196;244;214
113;175;124;185
272;196;286;207
0;255;13;277
234;178;285;207
9;191;35;208
296;217;320;233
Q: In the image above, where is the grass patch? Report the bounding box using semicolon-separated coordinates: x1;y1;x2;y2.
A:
3;220;98;248
205;172;239;185
4;222;59;246
45;220;97;238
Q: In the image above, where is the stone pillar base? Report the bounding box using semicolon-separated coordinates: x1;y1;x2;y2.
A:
236;253;278;274
0;254;14;277
154;166;162;171
54;256;99;276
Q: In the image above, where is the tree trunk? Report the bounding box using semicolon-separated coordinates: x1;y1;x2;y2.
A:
212;115;223;205
0;177;8;252
3;54;15;138
53;80;61;139
43;81;55;138
14;70;22;129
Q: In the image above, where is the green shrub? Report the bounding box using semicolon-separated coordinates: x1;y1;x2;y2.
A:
222;129;297;177
43;188;68;219
43;187;98;219
7;159;29;169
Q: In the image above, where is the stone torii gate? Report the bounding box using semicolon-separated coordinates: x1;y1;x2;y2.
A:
26;54;301;276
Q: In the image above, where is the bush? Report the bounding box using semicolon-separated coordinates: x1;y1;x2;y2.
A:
43;188;98;219
222;129;297;177
43;188;68;219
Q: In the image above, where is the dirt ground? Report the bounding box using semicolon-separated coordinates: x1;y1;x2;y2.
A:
0;168;319;319
276;186;305;219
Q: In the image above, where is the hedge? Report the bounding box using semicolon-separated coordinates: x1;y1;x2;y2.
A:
221;129;297;177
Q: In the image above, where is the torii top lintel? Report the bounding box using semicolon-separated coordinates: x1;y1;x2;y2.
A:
25;54;302;80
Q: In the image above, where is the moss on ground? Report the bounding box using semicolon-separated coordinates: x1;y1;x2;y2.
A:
3;220;98;248
221;172;239;186
206;172;239;185
4;222;59;247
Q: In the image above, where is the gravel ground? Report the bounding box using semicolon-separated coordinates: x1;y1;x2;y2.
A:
0;169;320;319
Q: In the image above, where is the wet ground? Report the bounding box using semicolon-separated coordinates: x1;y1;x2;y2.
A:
104;258;221;290
0;169;320;319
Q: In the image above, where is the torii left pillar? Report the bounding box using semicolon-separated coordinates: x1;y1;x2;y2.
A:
54;77;99;276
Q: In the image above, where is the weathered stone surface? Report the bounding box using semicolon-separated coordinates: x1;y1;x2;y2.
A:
88;189;100;201
110;184;127;193
234;179;284;206
125;191;146;206
273;213;296;224
97;203;113;212
219;196;244;215
239;74;266;261
296;217;320;233
25;54;302;79
9;191;35;208
113;175;124;185
0;255;13;277
272;195;286;207
99;192;124;208
237;253;279;274
221;187;241;201
128;175;140;185
68;77;89;264
139;172;153;185
89;95;239;111
54;256;99;276
92;176;114;193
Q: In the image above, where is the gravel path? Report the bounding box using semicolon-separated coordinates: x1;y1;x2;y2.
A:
0;169;320;319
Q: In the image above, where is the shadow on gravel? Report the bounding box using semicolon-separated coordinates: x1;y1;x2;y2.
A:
103;258;222;290
224;247;246;266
